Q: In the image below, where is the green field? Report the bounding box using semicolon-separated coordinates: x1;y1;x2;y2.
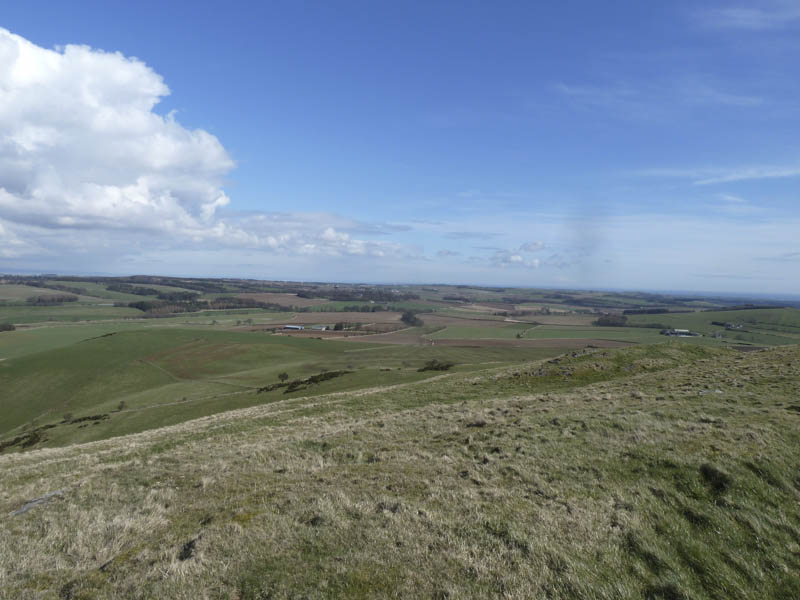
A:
0;326;563;449
0;304;144;324
429;323;670;344
40;280;201;302
626;307;800;345
3;277;800;599
428;323;534;339
0;284;95;302
2;343;799;599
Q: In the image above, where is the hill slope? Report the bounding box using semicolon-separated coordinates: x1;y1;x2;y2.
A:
1;344;799;599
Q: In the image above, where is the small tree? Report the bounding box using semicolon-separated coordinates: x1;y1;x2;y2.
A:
278;372;289;383
401;311;423;327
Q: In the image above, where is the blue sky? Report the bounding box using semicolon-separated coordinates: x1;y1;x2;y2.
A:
1;1;799;293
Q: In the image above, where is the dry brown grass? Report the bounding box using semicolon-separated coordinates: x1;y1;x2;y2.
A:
2;345;799;599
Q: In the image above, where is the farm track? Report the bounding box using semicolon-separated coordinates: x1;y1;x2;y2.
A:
136;359;259;390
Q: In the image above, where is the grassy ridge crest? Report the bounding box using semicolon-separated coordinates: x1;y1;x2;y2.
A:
1;344;799;598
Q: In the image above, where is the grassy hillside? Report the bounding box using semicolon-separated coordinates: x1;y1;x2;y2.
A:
0;328;562;450
1;344;798;598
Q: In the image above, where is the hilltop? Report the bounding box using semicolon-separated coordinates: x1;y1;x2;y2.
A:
2;343;799;599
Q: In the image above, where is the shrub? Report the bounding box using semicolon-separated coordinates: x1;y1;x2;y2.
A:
418;359;455;372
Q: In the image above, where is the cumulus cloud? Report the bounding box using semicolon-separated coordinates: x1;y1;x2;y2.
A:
0;28;234;235
519;241;545;253
0;28;405;268
490;249;540;269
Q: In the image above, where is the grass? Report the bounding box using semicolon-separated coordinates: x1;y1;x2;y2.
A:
0;304;144;324
428;323;533;339
311;300;443;312
0;328;563;449
626;307;800;346
0;284;95;303
0;322;148;360
43;280;200;302
431;324;671;344
1;343;798;598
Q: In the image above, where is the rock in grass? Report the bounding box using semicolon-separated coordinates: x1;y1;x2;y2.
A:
10;490;64;516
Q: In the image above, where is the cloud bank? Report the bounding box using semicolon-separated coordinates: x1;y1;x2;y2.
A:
0;28;401;267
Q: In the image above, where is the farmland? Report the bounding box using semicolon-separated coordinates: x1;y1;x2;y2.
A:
2;338;799;599
3;275;798;454
1;275;799;598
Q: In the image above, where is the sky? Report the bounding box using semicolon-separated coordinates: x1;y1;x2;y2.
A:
1;1;799;294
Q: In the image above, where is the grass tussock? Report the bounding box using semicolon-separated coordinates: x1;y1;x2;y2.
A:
0;344;799;598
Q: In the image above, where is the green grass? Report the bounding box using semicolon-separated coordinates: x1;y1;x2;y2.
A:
0;283;106;304
1;343;798;598
430;323;670;343
428;323;533;339
626;307;800;345
310;300;441;312
44;280;201;301
0;284;90;302
0;304;144;324
0;322;148;360
0;327;563;449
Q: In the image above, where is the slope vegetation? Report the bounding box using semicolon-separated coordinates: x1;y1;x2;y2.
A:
1;344;799;599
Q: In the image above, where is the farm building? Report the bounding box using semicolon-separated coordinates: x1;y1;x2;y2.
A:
311;325;328;331
660;328;700;337
283;325;304;331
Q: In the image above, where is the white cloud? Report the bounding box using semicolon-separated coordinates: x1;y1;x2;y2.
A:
695;3;800;29
0;29;235;235
490;248;541;269
552;79;762;118
637;164;800;185
0;29;408;266
519;241;545;252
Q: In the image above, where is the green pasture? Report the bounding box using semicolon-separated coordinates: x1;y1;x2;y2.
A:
42;280;146;302
524;325;665;342
0;327;562;448
0;304;144;324
429;323;667;343
433;308;508;321
42;280;201;301
0;283;96;303
428;323;532;339
626;307;800;345
310;300;441;312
